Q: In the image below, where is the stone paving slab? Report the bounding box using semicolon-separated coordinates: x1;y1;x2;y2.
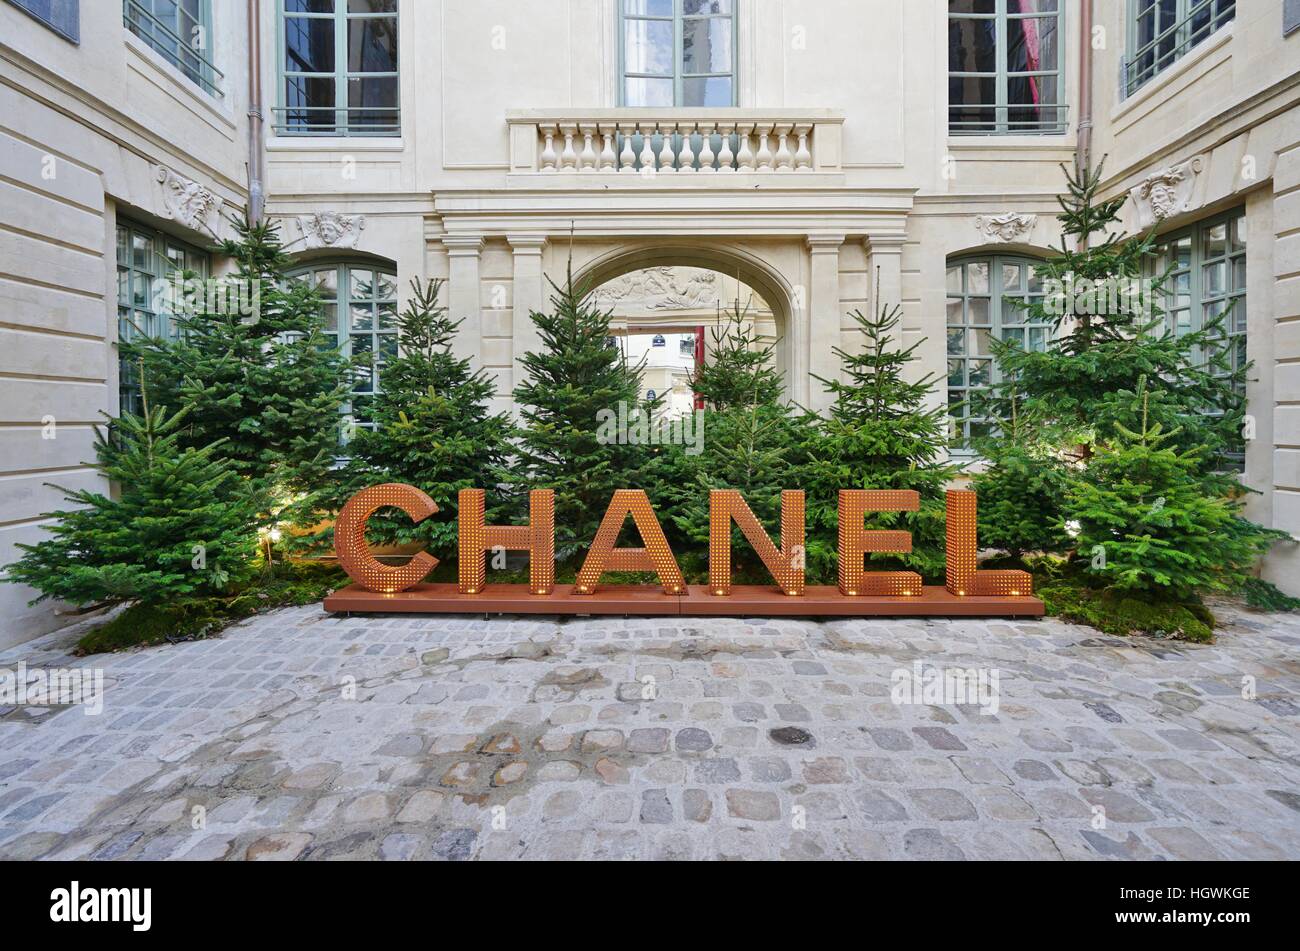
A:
0;600;1297;861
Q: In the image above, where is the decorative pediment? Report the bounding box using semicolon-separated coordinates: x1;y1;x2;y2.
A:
1130;157;1204;228
155;166;221;233
974;212;1037;243
296;212;366;250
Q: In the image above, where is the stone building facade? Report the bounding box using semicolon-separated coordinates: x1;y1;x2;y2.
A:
2;0;1298;646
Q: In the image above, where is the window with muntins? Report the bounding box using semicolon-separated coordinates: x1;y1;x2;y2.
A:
277;0;399;136
621;0;736;107
7;0;80;43
946;256;1052;448
116;220;210;415
123;0;222;95
949;0;1065;134
1125;0;1235;96
288;263;398;436
1149;208;1248;461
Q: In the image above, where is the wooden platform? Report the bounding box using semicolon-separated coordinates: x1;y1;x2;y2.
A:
323;583;1045;618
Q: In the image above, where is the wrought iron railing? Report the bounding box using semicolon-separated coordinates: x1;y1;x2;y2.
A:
271;105;401;138
1124;0;1236;97
948;103;1070;136
123;0;223;96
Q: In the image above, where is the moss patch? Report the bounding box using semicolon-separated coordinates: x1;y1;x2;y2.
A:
76;561;346;655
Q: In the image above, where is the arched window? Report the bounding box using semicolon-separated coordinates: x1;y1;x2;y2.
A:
289;261;398;434
946;255;1051;448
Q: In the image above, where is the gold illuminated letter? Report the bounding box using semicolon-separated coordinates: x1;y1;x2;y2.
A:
838;490;923;597
458;488;555;595
575;490;684;595
335;483;439;593
945;490;1033;596
708;490;805;596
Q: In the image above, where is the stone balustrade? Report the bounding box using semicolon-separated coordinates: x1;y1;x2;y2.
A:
507;110;844;176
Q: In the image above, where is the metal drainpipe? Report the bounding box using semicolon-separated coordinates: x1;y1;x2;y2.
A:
1077;0;1094;178
247;0;266;225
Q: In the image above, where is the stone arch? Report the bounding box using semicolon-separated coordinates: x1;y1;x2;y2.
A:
570;242;799;400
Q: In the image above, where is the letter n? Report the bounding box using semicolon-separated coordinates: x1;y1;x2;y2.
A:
709;490;804;596
458;489;555;594
575;490;683;595
945;490;1033;596
838;490;923;596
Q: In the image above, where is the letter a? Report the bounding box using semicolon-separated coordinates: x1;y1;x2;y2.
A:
575;490;684;595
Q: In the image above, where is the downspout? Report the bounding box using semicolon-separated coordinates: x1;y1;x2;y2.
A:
247;0;266;225
1077;0;1094;179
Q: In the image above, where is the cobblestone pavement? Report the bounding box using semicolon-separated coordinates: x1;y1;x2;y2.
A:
0;601;1297;861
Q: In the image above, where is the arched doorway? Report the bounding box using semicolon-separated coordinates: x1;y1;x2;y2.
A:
571;244;797;403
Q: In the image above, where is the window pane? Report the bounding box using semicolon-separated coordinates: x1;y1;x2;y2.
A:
348;16;398;72
349;76;398;126
1007;16;1057;73
626;0;672;15
625;77;674;106
684;0;732;13
968;262;989;294
950;0;997;13
949;17;997;73
683;76;732;106
682;17;732;73
625;19;674;74
285;15;335;73
286;0;333;11
285;76;335;129
348;0;395;11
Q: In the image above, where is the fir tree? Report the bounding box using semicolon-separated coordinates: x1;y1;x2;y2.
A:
5;383;261;609
662;302;800;579
1066;381;1283;602
799;282;960;582
325;278;513;554
130;216;349;509
511;266;651;564
971;388;1072;560
979;160;1247;468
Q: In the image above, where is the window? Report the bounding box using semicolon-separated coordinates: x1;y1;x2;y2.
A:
1125;0;1235;96
123;0;222;95
948;0;1065;134
6;0;79;43
277;0;399;136
621;0;735;107
946;256;1051;447
116;220;210;414
289;263;398;434
1150;209;1248;458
